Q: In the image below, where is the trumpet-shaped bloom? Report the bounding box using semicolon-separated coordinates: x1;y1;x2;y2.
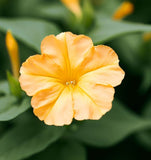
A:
61;0;82;18
113;1;134;20
19;32;125;126
6;31;20;78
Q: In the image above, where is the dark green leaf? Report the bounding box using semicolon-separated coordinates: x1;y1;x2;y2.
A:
0;96;30;121
82;0;94;30
136;99;151;150
99;0;121;17
0;81;9;95
110;34;143;73
35;2;83;33
30;140;86;160
13;0;42;17
140;66;151;93
89;14;151;44
0;116;65;160
136;130;151;151
0;18;60;52
127;0;151;23
35;2;68;20
71;99;151;147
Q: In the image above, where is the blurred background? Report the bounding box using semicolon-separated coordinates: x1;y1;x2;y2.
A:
0;0;151;160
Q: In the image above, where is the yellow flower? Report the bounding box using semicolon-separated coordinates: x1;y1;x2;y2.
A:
6;31;20;79
19;32;125;126
61;0;82;18
113;1;134;20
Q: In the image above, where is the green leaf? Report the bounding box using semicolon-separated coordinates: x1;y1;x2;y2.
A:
89;14;151;44
142;100;151;119
110;34;143;73
0;18;60;52
0;81;9;95
35;2;84;33
0;96;30;121
137;130;151;151
82;0;94;30
7;71;22;98
127;0;151;23
99;0;121;17
140;66;151;93
35;2;68;20
30;141;86;160
12;0;42;17
136;99;151;150
71;99;151;147
0;116;65;160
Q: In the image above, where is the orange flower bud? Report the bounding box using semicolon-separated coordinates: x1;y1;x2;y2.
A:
61;0;82;18
6;31;20;79
113;1;134;20
143;32;151;42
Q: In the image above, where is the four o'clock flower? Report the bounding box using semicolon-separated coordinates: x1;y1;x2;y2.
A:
19;32;125;126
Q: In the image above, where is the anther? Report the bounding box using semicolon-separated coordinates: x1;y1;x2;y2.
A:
66;82;70;85
65;80;76;86
70;80;76;85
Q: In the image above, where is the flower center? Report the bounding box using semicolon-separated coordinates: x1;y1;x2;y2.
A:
65;80;76;86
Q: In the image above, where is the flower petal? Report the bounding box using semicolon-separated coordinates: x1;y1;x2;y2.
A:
19;32;125;126
41;32;93;80
56;32;93;79
19;75;59;96
20;54;64;79
73;81;115;120
65;32;93;68
79;65;125;87
40;87;73;126
41;35;66;67
31;84;64;108
32;84;65;121
19;54;65;96
73;86;103;120
76;45;120;77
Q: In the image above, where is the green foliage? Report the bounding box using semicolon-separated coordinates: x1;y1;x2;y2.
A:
140;67;151;93
35;2;68;20
71;99;151;147
0;0;151;159
0;18;60;52
89;14;151;44
0;80;29;121
0;81;9;95
0;96;30;121
136;99;151;150
0;114;65;160
110;34;143;73
30;140;86;160
81;0;94;32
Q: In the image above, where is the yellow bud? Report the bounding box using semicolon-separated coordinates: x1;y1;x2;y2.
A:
113;1;134;20
6;31;20;79
61;0;82;18
143;32;151;42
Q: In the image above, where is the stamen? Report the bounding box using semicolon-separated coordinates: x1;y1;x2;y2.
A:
66;82;70;85
70;80;76;85
65;80;76;86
